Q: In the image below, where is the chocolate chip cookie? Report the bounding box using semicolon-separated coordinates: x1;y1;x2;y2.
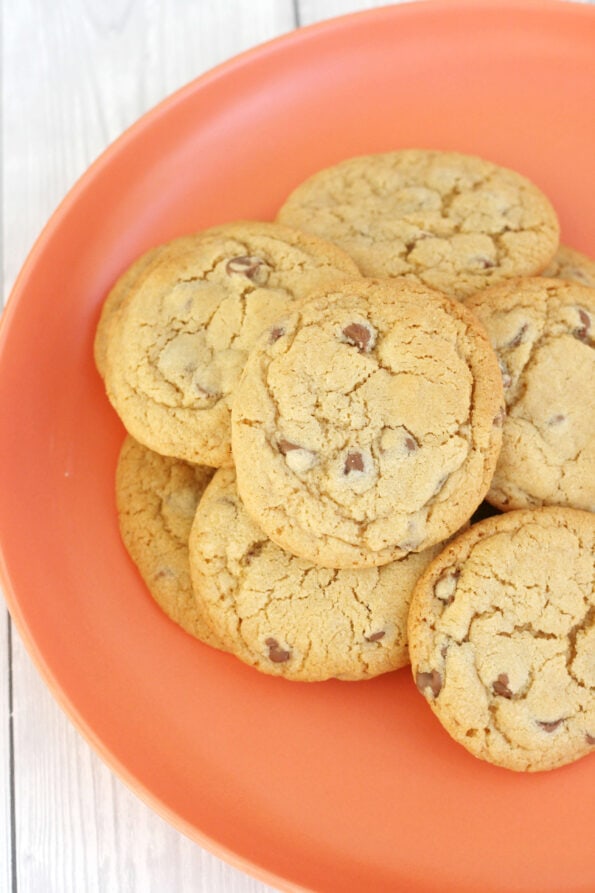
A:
542;244;595;288
189;466;446;681
94;234;207;379
116;435;225;648
277;149;559;299
95;245;164;379
464;277;595;512
104;222;361;466
408;507;595;771
231;278;504;568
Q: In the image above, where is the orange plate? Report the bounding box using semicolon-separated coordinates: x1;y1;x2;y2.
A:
1;2;594;891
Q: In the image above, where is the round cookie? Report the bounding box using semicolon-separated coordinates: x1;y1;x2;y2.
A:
189;466;447;681
464;277;595;512
115;435;224;648
104;221;361;467
542;244;595;288
277;149;559;300
231;278;504;569
407;507;595;772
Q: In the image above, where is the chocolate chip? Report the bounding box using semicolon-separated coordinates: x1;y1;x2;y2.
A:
537;719;563;732
278;441;317;474
265;637;291;663
226;255;269;283
241;541;265;566
586;734;595;745
476;256;496;269
270;326;285;343
365;631;385;643
416;670;442;698
344;451;364;474
342;322;375;353
405;435;419;452
277;439;301;454
508;324;528;348
492;673;513;699
574;308;592;342
434;568;459;605
547;413;566;426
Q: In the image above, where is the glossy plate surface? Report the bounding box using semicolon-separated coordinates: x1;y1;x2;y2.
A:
1;2;594;891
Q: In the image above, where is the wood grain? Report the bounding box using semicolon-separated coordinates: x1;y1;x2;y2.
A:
0;612;12;893
2;0;297;298
11;637;277;893
298;0;415;26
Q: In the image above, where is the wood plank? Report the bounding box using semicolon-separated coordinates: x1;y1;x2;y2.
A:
298;0;414;26
0;610;13;893
3;0;298;297
298;0;594;28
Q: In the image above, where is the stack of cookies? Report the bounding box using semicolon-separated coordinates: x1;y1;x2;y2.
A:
96;149;594;772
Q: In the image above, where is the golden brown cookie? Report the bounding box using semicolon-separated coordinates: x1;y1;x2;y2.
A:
94;246;163;379
407;507;595;772
94;234;206;379
189;467;447;681
464;277;595;512
231;278;504;568
277;149;559;299
115;435;224;648
542;244;595;288
104;222;361;467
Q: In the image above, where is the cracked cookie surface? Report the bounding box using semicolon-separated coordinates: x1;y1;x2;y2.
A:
277;149;559;299
116;435;224;648
104;222;360;466
542;244;595;289
94;233;211;379
407;507;595;771
231;278;503;568
464;277;595;512
189;467;446;681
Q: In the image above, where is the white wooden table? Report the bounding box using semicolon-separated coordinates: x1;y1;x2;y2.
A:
2;2;593;891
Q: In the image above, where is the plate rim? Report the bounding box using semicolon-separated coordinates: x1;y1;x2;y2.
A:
1;2;595;891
